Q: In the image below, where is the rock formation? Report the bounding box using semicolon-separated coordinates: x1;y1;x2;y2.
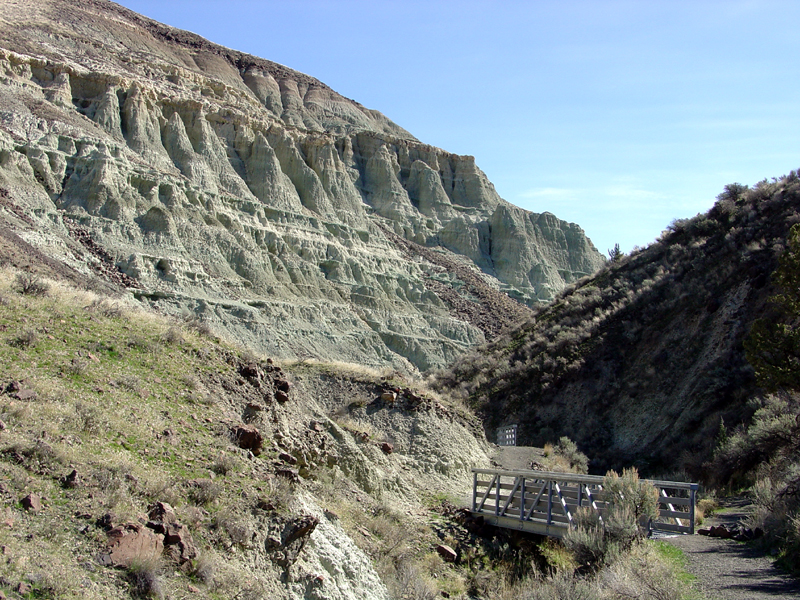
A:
0;0;604;371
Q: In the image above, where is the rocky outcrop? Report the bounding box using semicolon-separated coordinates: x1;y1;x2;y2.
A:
0;0;604;371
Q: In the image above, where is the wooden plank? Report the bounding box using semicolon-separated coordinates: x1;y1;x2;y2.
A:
658;510;693;520
477;513;570;538
651;522;692;533
656;496;692;506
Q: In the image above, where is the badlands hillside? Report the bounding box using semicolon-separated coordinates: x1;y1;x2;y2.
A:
0;0;604;373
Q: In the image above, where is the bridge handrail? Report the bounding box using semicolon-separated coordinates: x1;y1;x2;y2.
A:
471;467;699;491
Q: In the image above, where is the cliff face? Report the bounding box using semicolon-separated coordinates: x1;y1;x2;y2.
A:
0;0;604;371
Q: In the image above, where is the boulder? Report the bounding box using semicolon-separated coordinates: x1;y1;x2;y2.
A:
381;442;394;454
60;469;80;488
436;544;457;563
99;523;164;567
21;493;42;512
231;424;264;456
275;390;289;403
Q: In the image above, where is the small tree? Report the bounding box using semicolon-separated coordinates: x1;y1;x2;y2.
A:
607;243;624;263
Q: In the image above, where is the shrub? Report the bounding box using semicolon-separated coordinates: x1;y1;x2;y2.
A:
603;467;659;530
564;468;657;572
188;478;222;505
553;437;589;474
12;328;37;347
15;272;49;296
162;326;184;345
127;556;164;599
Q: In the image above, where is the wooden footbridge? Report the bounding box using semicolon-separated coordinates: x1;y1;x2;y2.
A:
471;468;698;538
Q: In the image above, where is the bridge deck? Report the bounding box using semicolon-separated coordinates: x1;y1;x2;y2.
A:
471;467;698;538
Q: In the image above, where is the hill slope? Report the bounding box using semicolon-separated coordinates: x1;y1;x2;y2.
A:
432;175;800;477
0;267;491;599
0;0;604;372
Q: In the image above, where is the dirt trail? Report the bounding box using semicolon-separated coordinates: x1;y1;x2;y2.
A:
664;500;800;599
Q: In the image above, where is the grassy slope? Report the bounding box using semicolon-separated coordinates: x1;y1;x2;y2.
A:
432;174;800;478
0;270;274;598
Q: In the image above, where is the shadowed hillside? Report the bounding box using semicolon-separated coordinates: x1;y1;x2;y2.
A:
431;174;800;477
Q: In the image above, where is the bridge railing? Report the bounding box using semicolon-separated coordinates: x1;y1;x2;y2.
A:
471;468;698;538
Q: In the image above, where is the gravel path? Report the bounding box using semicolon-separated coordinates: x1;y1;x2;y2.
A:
663;500;800;599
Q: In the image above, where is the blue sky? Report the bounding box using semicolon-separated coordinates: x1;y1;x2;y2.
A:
115;0;800;255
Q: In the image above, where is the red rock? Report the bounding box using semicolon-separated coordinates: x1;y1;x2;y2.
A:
231;424;264;455
148;502;177;524
188;584;200;593
436;544;457;562
275;379;291;393
101;523;164;567
21;493;42;512
162;522;198;564
275;390;289;403
381;442;394;454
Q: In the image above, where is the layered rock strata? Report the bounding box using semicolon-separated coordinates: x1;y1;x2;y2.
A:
0;0;604;370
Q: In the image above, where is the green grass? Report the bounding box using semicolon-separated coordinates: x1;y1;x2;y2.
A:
651;540;705;599
0;270;282;598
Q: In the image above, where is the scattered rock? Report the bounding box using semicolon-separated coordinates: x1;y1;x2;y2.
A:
275;390;289;403
381;442;394;454
147;502;177;525
267;515;319;569
276;467;300;482
231;424;264;456
323;509;339;521
0;419;6;431
436;544;457;563
21;493;42;512
95;513;116;531
278;452;297;465
16;582;31;596
275;379;291;393
60;469;80;488
381;391;397;403
310;420;324;432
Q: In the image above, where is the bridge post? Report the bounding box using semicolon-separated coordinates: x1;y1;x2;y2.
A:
689;484;698;535
472;471;477;512
547;480;553;525
520;477;525;522
495;476;501;516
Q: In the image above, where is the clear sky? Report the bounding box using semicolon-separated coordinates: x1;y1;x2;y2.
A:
114;0;800;256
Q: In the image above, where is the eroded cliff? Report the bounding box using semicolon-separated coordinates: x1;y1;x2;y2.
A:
0;0;604;370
